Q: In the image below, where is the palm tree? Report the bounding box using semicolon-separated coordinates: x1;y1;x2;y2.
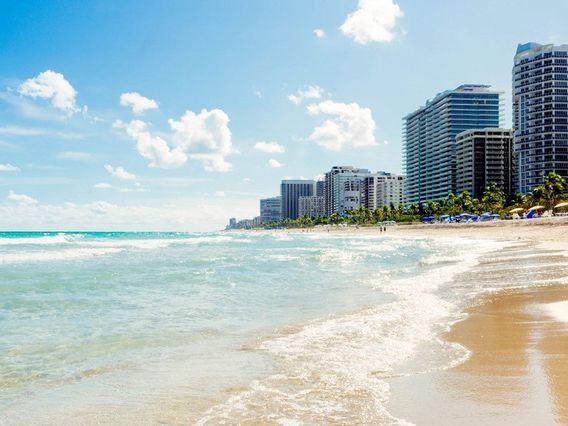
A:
481;182;506;213
329;212;342;225
532;171;567;209
408;203;420;216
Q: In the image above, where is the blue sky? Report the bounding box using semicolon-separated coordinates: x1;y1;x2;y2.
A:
1;0;568;231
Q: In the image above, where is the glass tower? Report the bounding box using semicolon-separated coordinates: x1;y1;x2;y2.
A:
403;85;503;205
513;42;568;193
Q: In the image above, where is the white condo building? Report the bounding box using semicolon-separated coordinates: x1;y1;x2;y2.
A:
324;166;371;216
364;172;406;209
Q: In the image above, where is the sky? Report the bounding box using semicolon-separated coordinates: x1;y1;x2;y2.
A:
1;0;568;231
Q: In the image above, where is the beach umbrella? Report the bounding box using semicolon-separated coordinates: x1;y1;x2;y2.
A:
554;202;568;209
509;207;524;213
529;205;545;211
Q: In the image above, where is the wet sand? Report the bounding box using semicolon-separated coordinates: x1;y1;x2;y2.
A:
388;284;568;426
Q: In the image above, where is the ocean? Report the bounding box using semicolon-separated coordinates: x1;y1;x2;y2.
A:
0;230;512;424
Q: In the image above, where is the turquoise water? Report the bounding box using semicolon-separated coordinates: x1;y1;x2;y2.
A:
0;231;505;424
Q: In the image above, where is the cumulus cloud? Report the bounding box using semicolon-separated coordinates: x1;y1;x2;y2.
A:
118;110;235;173
288;85;324;105
254;141;285;154
57;151;93;161
314;29;326;39
115;108;234;172
18;70;80;114
120;92;159;114
306;100;377;151
0;163;20;172
340;0;403;44
214;190;226;197
94;182;113;189
7;190;37;205
169;109;235;172
104;164;136;180
114;120;187;169
268;158;284;168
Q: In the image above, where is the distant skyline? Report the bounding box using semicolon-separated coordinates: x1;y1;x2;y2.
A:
1;0;568;231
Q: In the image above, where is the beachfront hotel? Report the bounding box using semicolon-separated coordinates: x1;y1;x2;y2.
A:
403;85;504;205
364;172;406;210
513;42;568;193
324;166;370;216
260;196;281;224
280;180;315;220
456;129;514;198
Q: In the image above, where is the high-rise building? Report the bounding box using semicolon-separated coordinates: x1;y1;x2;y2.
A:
324;166;371;216
456;129;514;198
316;180;325;197
298;196;325;218
364;172;406;210
260;196;281;224
403;85;503;205
280;180;315;220
513;42;568;193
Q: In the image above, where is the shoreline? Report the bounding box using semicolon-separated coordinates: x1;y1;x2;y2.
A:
387;223;568;425
388;284;568;425
244;216;568;244
245;219;568;424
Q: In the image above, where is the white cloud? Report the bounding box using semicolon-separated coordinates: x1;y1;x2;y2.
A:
268;158;284;168
314;29;326;39
18;70;80;114
340;0;403;44
243;177;253;183
115;108;235;172
57;151;94;161
104;164;137;180
0;198;258;232
169;109;235;172
254;141;285;154
7;190;37;205
120;92;159;114
214;190;226;197
288;85;324;105
253;88;263;99
88;201;116;215
114;120;187;169
0;126;47;136
0;163;20;172
306;100;377;151
94;182;113;189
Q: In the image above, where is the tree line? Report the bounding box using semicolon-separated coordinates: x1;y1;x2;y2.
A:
258;172;567;229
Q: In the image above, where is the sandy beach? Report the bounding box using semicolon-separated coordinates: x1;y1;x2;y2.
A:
264;218;568;424
377;220;568;425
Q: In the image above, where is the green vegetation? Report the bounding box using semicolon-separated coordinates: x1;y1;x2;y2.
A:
259;172;568;229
